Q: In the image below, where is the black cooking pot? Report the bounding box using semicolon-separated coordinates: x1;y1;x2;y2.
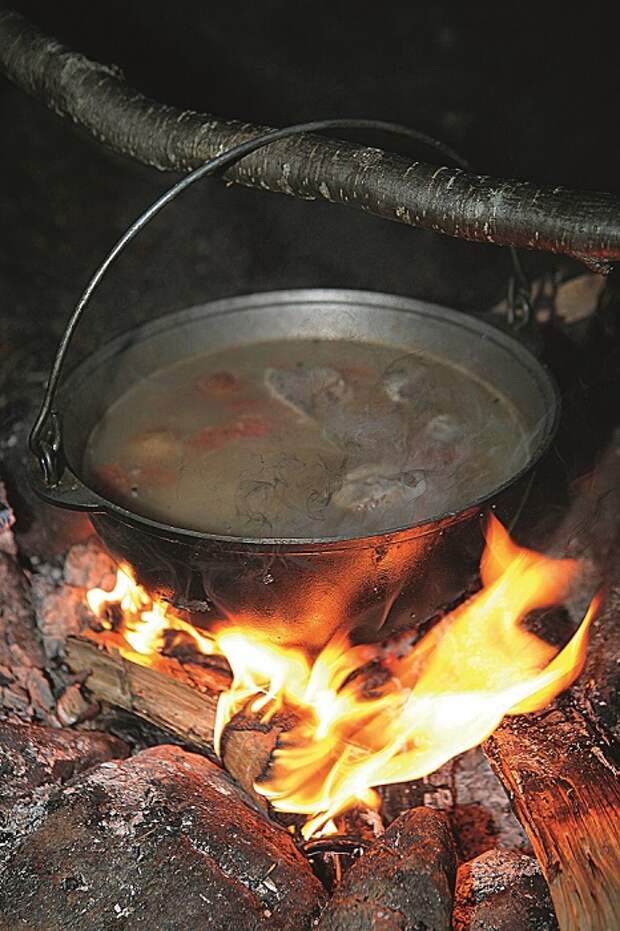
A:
29;121;559;651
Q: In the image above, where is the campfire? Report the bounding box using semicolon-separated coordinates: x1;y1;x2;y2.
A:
2;477;617;930
84;516;597;841
1;8;619;926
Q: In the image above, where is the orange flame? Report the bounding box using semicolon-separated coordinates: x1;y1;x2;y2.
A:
86;516;597;839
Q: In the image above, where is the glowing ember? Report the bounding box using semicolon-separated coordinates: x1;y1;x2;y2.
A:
86;516;597;839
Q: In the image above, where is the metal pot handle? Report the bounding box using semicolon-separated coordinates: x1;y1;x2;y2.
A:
30;118;529;487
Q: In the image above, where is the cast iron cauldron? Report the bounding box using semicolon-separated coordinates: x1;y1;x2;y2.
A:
29;121;559;651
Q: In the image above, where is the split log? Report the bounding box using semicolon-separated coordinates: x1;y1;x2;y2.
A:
316;806;456;931
484;706;620;931
453;849;558;931
1;10;619;271
64;630;227;752
0;744;326;931
482;526;620;931
219;706;300;810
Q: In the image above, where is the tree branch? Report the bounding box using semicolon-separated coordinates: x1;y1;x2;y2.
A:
1;9;619;272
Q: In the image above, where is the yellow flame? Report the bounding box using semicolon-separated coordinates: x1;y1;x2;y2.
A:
87;564;215;657
86;517;597;839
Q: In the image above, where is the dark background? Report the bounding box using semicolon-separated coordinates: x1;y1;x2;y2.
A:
1;0;618;349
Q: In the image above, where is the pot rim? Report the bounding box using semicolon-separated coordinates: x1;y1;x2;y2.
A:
49;288;560;551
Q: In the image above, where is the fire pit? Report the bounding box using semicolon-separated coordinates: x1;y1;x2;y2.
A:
1;418;619;929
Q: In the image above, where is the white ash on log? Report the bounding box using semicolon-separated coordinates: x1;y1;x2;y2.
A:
32;576;92;660
0;745;326;931
450;748;531;861
453;850;558;931
32;537;116;660
0;719;127;814
316;807;456;931
0;719;128;859
0;550;57;723
62;539;117;591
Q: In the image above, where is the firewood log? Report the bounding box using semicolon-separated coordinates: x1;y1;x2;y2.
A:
453;849;558;931
316;807;456;931
0;745;326;931
0;718;128;817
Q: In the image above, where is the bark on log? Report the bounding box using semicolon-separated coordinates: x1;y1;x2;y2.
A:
1;9;619;272
316;807;456;931
0;744;326;931
482;517;620;931
483;705;620;931
453;849;559;931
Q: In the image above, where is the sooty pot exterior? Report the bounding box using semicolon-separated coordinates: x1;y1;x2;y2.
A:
30;290;558;649
87;490;524;651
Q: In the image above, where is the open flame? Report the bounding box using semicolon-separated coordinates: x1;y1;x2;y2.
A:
86;516;597;838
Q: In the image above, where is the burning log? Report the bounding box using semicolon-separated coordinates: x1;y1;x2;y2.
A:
482;536;620;931
316;807;456;931
453;849;559;931
65;633;301;816
483;705;620;931
1;10;619;271
64;629;227;751
0;745;326;930
219;706;299;810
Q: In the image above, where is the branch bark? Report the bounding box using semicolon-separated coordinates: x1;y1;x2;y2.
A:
1;9;619;272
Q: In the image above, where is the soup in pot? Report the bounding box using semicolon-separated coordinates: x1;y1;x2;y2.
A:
84;338;530;538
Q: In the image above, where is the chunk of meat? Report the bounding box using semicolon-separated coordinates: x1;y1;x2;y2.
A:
332;465;427;514
265;366;352;420
194;370;241;396
382;356;430;403
129;429;180;466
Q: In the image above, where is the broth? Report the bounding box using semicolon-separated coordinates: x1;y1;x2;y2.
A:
84;338;531;538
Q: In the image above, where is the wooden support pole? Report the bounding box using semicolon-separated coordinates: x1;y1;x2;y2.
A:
1;9;619;271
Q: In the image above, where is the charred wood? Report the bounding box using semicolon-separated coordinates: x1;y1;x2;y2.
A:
0;745;326;931
219;706;299;810
0;550;57;722
484;705;620;931
1;10;619;271
482;519;620;931
453;849;558;931
316;806;456;931
0;718;127;814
